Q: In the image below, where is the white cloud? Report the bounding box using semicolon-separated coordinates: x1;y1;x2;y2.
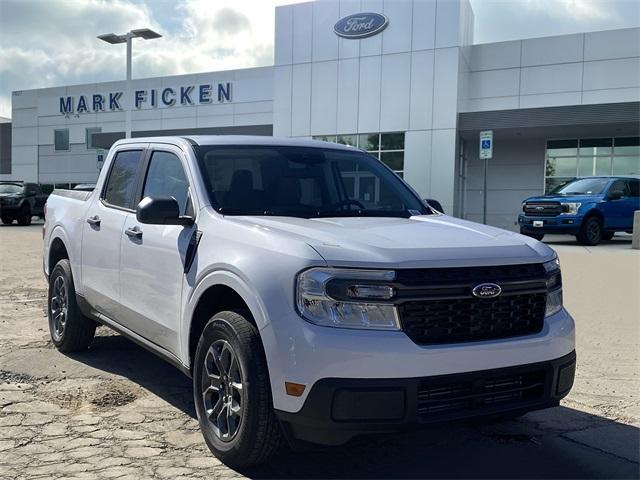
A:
1;0;639;118
0;0;299;117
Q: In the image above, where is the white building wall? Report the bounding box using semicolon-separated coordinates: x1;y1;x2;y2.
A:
459;27;640;112
6;67;274;184
273;0;474;213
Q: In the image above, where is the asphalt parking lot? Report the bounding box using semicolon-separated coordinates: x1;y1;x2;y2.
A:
0;222;638;479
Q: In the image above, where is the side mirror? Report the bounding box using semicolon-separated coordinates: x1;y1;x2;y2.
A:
424;198;444;213
608;190;624;201
136;196;193;226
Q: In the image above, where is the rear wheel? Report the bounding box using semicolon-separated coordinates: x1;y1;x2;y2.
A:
1;216;13;225
577;216;603;246
48;259;96;352
193;310;281;469
17;205;31;226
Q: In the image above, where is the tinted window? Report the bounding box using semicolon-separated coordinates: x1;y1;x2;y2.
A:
103;150;143;208
551;178;609;195
54;129;69;151
0;184;23;194
142;151;190;215
627;179;640;197
195;145;428;218
608;180;632;197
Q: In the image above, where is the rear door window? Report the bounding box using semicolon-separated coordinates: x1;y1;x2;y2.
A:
102;150;144;209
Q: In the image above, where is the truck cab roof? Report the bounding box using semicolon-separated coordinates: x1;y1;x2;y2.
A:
110;135;357;152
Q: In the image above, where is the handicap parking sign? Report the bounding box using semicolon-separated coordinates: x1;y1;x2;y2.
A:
479;131;493;159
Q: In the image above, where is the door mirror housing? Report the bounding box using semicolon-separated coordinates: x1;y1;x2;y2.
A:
608;190;624;201
136;196;193;226
424;198;444;213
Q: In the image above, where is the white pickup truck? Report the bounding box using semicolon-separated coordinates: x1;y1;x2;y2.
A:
43;136;576;468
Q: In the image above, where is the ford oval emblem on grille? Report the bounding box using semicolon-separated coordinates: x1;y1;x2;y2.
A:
472;283;502;298
334;13;389;39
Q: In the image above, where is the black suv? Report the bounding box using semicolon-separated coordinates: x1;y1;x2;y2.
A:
0;182;48;225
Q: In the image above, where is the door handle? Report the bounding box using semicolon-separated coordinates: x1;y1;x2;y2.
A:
86;215;101;226
124;226;143;239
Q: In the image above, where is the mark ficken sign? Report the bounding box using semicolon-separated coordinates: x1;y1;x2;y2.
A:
59;82;232;115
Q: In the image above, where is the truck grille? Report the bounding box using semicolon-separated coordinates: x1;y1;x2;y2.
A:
399;293;546;345
395;264;550;345
417;369;546;421
523;202;562;216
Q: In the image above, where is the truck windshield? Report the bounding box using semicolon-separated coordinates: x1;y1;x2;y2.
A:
550;178;609;195
194;145;429;218
0;184;23;194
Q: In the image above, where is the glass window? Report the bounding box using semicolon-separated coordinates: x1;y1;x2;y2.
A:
595;157;612;176
627;179;639;197
551;177;610;195
358;134;379;151
337;135;358;147
545;137;640;192
195;145;427;218
380;133;404;151
546;157;577;177
102;150;143;209
54;129;69;151
577;157;594;177
0;183;23;194
380;151;404;172
86;127;102;149
608;179;630;196
142;151;190;215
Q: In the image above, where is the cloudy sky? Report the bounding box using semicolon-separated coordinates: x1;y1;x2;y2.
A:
0;0;639;119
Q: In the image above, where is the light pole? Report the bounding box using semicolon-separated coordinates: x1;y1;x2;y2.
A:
97;29;162;138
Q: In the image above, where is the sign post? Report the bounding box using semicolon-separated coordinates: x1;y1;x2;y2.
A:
479;130;493;224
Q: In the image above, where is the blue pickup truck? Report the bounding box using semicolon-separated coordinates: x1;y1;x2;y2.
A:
519;176;639;245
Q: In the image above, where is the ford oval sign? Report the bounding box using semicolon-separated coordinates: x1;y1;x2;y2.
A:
472;283;502;299
334;13;388;39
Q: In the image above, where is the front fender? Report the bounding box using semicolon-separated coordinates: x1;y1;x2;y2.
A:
181;268;271;367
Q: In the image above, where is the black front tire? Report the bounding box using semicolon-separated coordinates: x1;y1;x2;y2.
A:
520;230;544;241
577;216;603;245
1;216;13;225
193;310;281;469
48;259;96;352
17;206;31;226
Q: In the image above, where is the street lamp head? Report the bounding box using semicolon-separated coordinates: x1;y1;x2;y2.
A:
97;33;127;44
130;28;162;40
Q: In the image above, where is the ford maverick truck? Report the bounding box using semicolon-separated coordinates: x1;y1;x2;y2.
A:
43;136;576;468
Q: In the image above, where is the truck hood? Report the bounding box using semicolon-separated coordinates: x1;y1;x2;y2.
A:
525;194;601;203
229;215;554;268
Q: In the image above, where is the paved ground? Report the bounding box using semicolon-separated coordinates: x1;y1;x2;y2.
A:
0;223;638;479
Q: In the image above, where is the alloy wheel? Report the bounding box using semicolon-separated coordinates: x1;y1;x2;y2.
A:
50;276;68;342
587;219;601;243
201;339;244;442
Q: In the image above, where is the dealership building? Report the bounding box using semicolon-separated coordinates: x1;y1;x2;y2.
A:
4;0;640;231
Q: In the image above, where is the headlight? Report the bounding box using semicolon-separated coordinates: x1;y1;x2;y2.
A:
296;268;400;330
542;256;560;273
560;202;581;215
545;288;563;317
543;255;563;316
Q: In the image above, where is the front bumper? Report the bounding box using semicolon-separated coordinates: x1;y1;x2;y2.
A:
276;350;576;446
0;203;23;215
518;214;582;234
